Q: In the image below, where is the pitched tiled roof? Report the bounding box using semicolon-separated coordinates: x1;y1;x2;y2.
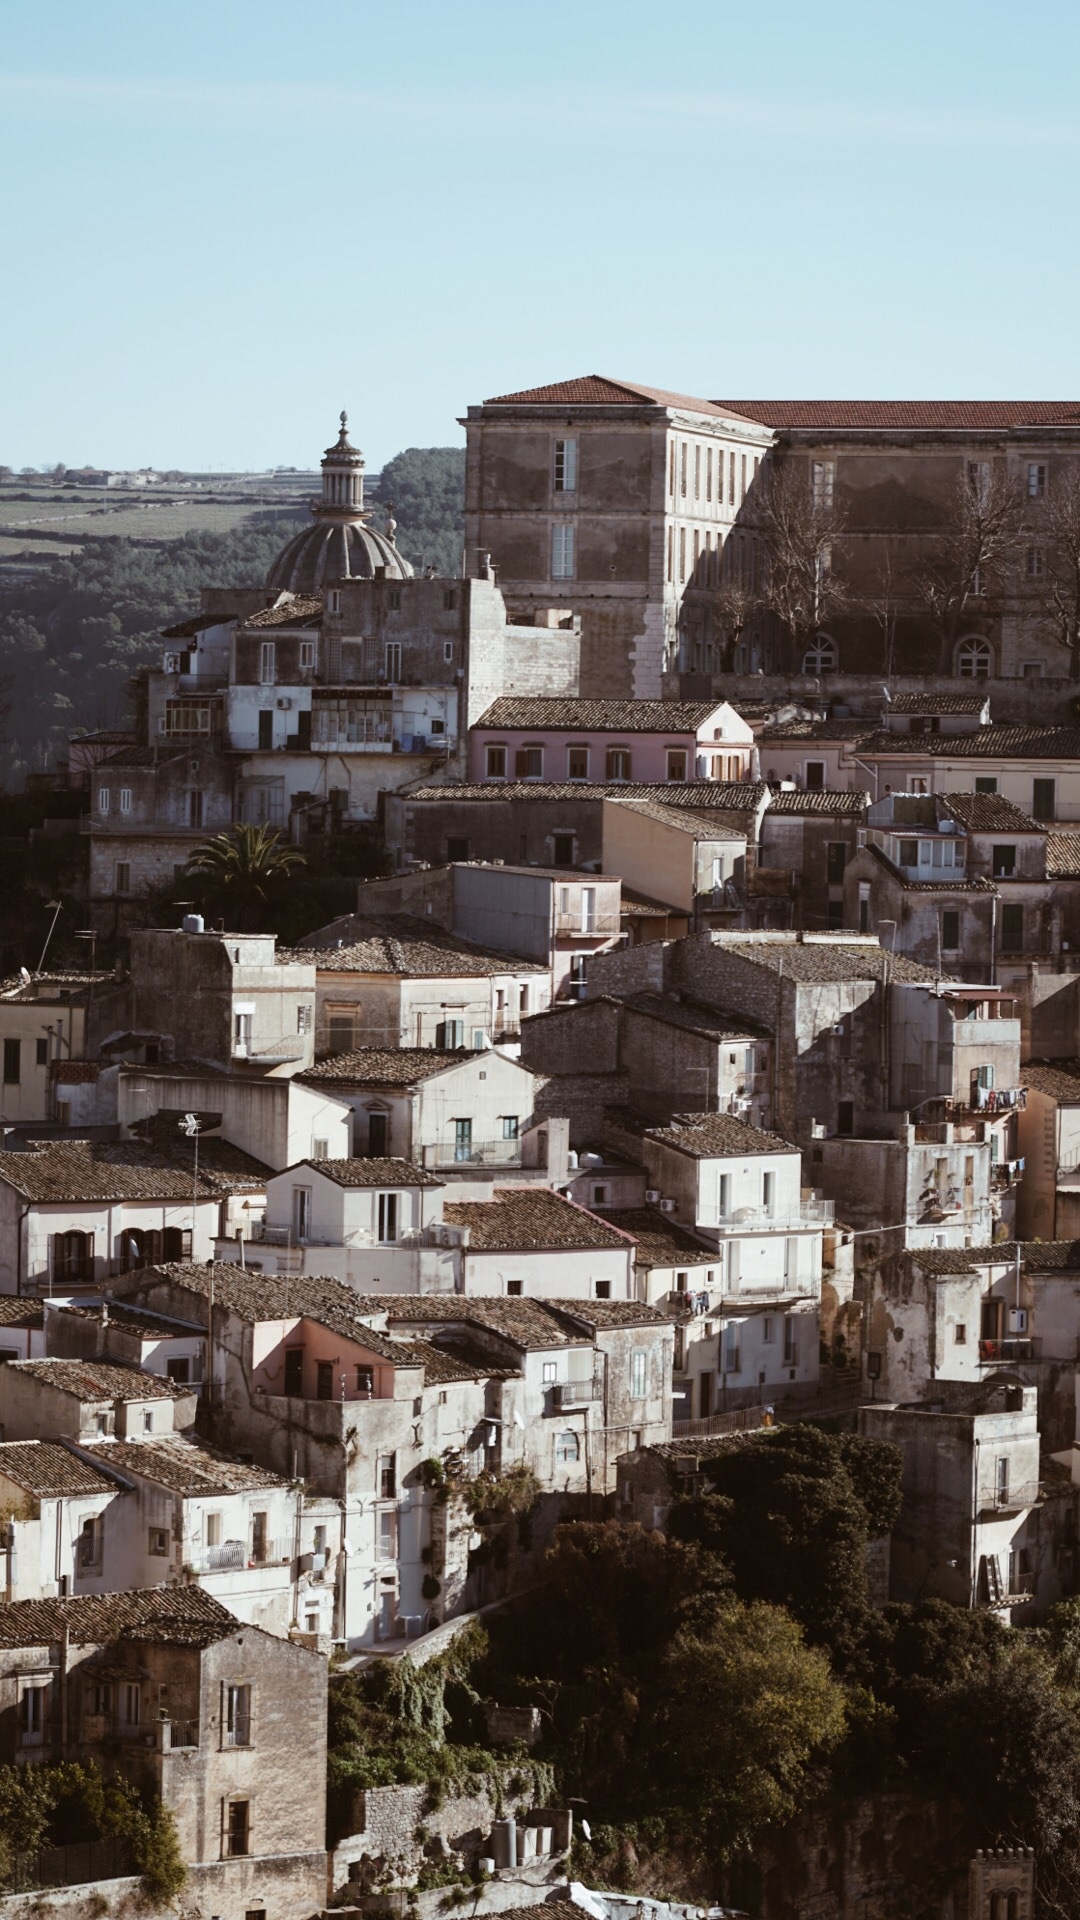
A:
1046;833;1080;879
912;1240;1080;1273
1021;1061;1080;1101
241;595;323;629
0;1300;43;1329
404;780;767;810
160;612;236;639
621;992;769;1041
545;1299;669;1330
938;792;1043;833
7;1359;189;1403
300;1049;475;1087
608;796;748;840
712;401;1080;429
483;376;762;423
886;693;990;714
82;1436;286;1495
296;916;542;976
646;1111;795;1159
0;1138;269;1203
0;1441;118;1497
113;1263;420;1365
759;719;871;742
442;1189;633;1252
856;725;1080;759
764;789;870;815
592;1210;717;1268
291;1155;440;1188
357;1296;582;1350
476;698;725;732
711;937;939;984
0;1586;238;1648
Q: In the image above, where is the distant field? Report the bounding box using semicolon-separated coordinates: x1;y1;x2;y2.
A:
0;485;312;555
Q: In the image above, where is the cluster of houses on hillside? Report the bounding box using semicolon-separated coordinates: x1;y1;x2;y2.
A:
16;385;1080;1919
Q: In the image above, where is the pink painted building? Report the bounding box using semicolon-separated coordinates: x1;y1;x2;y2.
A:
470;697;754;786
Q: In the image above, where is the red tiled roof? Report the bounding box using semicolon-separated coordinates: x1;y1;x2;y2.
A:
713;401;1080;430
484;376;762;423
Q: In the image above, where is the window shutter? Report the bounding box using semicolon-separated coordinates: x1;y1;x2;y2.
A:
514;749;530;777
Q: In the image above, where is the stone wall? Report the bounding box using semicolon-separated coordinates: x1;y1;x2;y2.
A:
330;1778;569;1894
0;1852;328;1920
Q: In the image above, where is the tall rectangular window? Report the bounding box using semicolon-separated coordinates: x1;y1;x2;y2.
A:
187;789;205;829
551;524;575;578
668;442;676;496
680;442;687;497
666;525;673;582
377;1192;399;1242
678;527;686;581
811;459;835;508
693;444;701;499
718;1172;730;1217
226;1800;250;1858
942;910;960;951
1028;462;1047;498
2;1039;19;1085
553;438;577;492
630;1350;647;1399
225;1684;251;1748
728;450;736;505
706;446;713;502
384;641;402;682
258;641;275;686
1001;903;1024;952
783;1316;797;1365
119;787;132;814
581;886;596;931
115;862;131;896
1033;778;1056;820
762;1170;774;1215
740;453;747;501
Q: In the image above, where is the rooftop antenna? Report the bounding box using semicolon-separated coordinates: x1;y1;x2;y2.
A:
36;901;62;974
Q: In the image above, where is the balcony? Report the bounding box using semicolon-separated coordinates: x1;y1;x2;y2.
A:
716;1198;834;1229
978;1337;1040;1365
980;1482;1041;1513
423;1137;524;1169
185;1539;290;1572
551;1377;602;1410
554;910;621;936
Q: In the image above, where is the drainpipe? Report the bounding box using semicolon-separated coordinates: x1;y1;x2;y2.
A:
59;1623;69;1756
15;1201;31;1298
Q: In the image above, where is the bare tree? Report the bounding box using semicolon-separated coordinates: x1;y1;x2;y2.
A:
752;460;848;668
865;541;907;680
913;463;1025;675
1029;466;1080;678
712;562;760;673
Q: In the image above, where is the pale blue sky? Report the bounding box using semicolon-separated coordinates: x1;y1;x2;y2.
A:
3;0;1080;470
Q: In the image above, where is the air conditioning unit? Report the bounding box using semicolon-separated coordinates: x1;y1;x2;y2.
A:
1008;1307;1028;1334
645;1189;661;1204
276;697;292;711
659;1199;676;1213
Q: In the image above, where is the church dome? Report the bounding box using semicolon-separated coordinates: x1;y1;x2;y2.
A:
266;411;413;595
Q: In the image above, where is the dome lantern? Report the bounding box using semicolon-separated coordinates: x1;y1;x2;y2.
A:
265;410;412;595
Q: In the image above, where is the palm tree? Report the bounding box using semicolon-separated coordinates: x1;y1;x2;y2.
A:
186;824;305;931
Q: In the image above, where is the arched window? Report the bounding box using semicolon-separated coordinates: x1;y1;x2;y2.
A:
957;637;992;679
555;1431;580;1465
802;638;837;675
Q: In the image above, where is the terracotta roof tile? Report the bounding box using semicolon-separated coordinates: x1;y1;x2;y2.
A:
475;698;727;732
241;595;323;629
938;792;1043;833
589;1209;717;1268
357;1296;583;1351
483;376;763;424
0;1441;117;1497
764;789;869;815
646;1111;795;1159
713;401;1080;430
1020;1061;1080;1101
0;1586;238;1648
404;780;766;810
7;1359;189;1403
442;1189;633;1252
886;693;990;714
300;1049;477;1087
1046;833;1080;878
296;916;543;976
289;1155;440;1188
0;1138;268;1204
712;937;939;984
858;725;1080;759
82;1436;286;1495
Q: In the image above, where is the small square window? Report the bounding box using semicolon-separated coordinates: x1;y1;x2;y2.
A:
149;1527;169;1556
35;1038;48;1067
955;1324;967;1343
507;1280;523;1296
595;1280;611;1300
